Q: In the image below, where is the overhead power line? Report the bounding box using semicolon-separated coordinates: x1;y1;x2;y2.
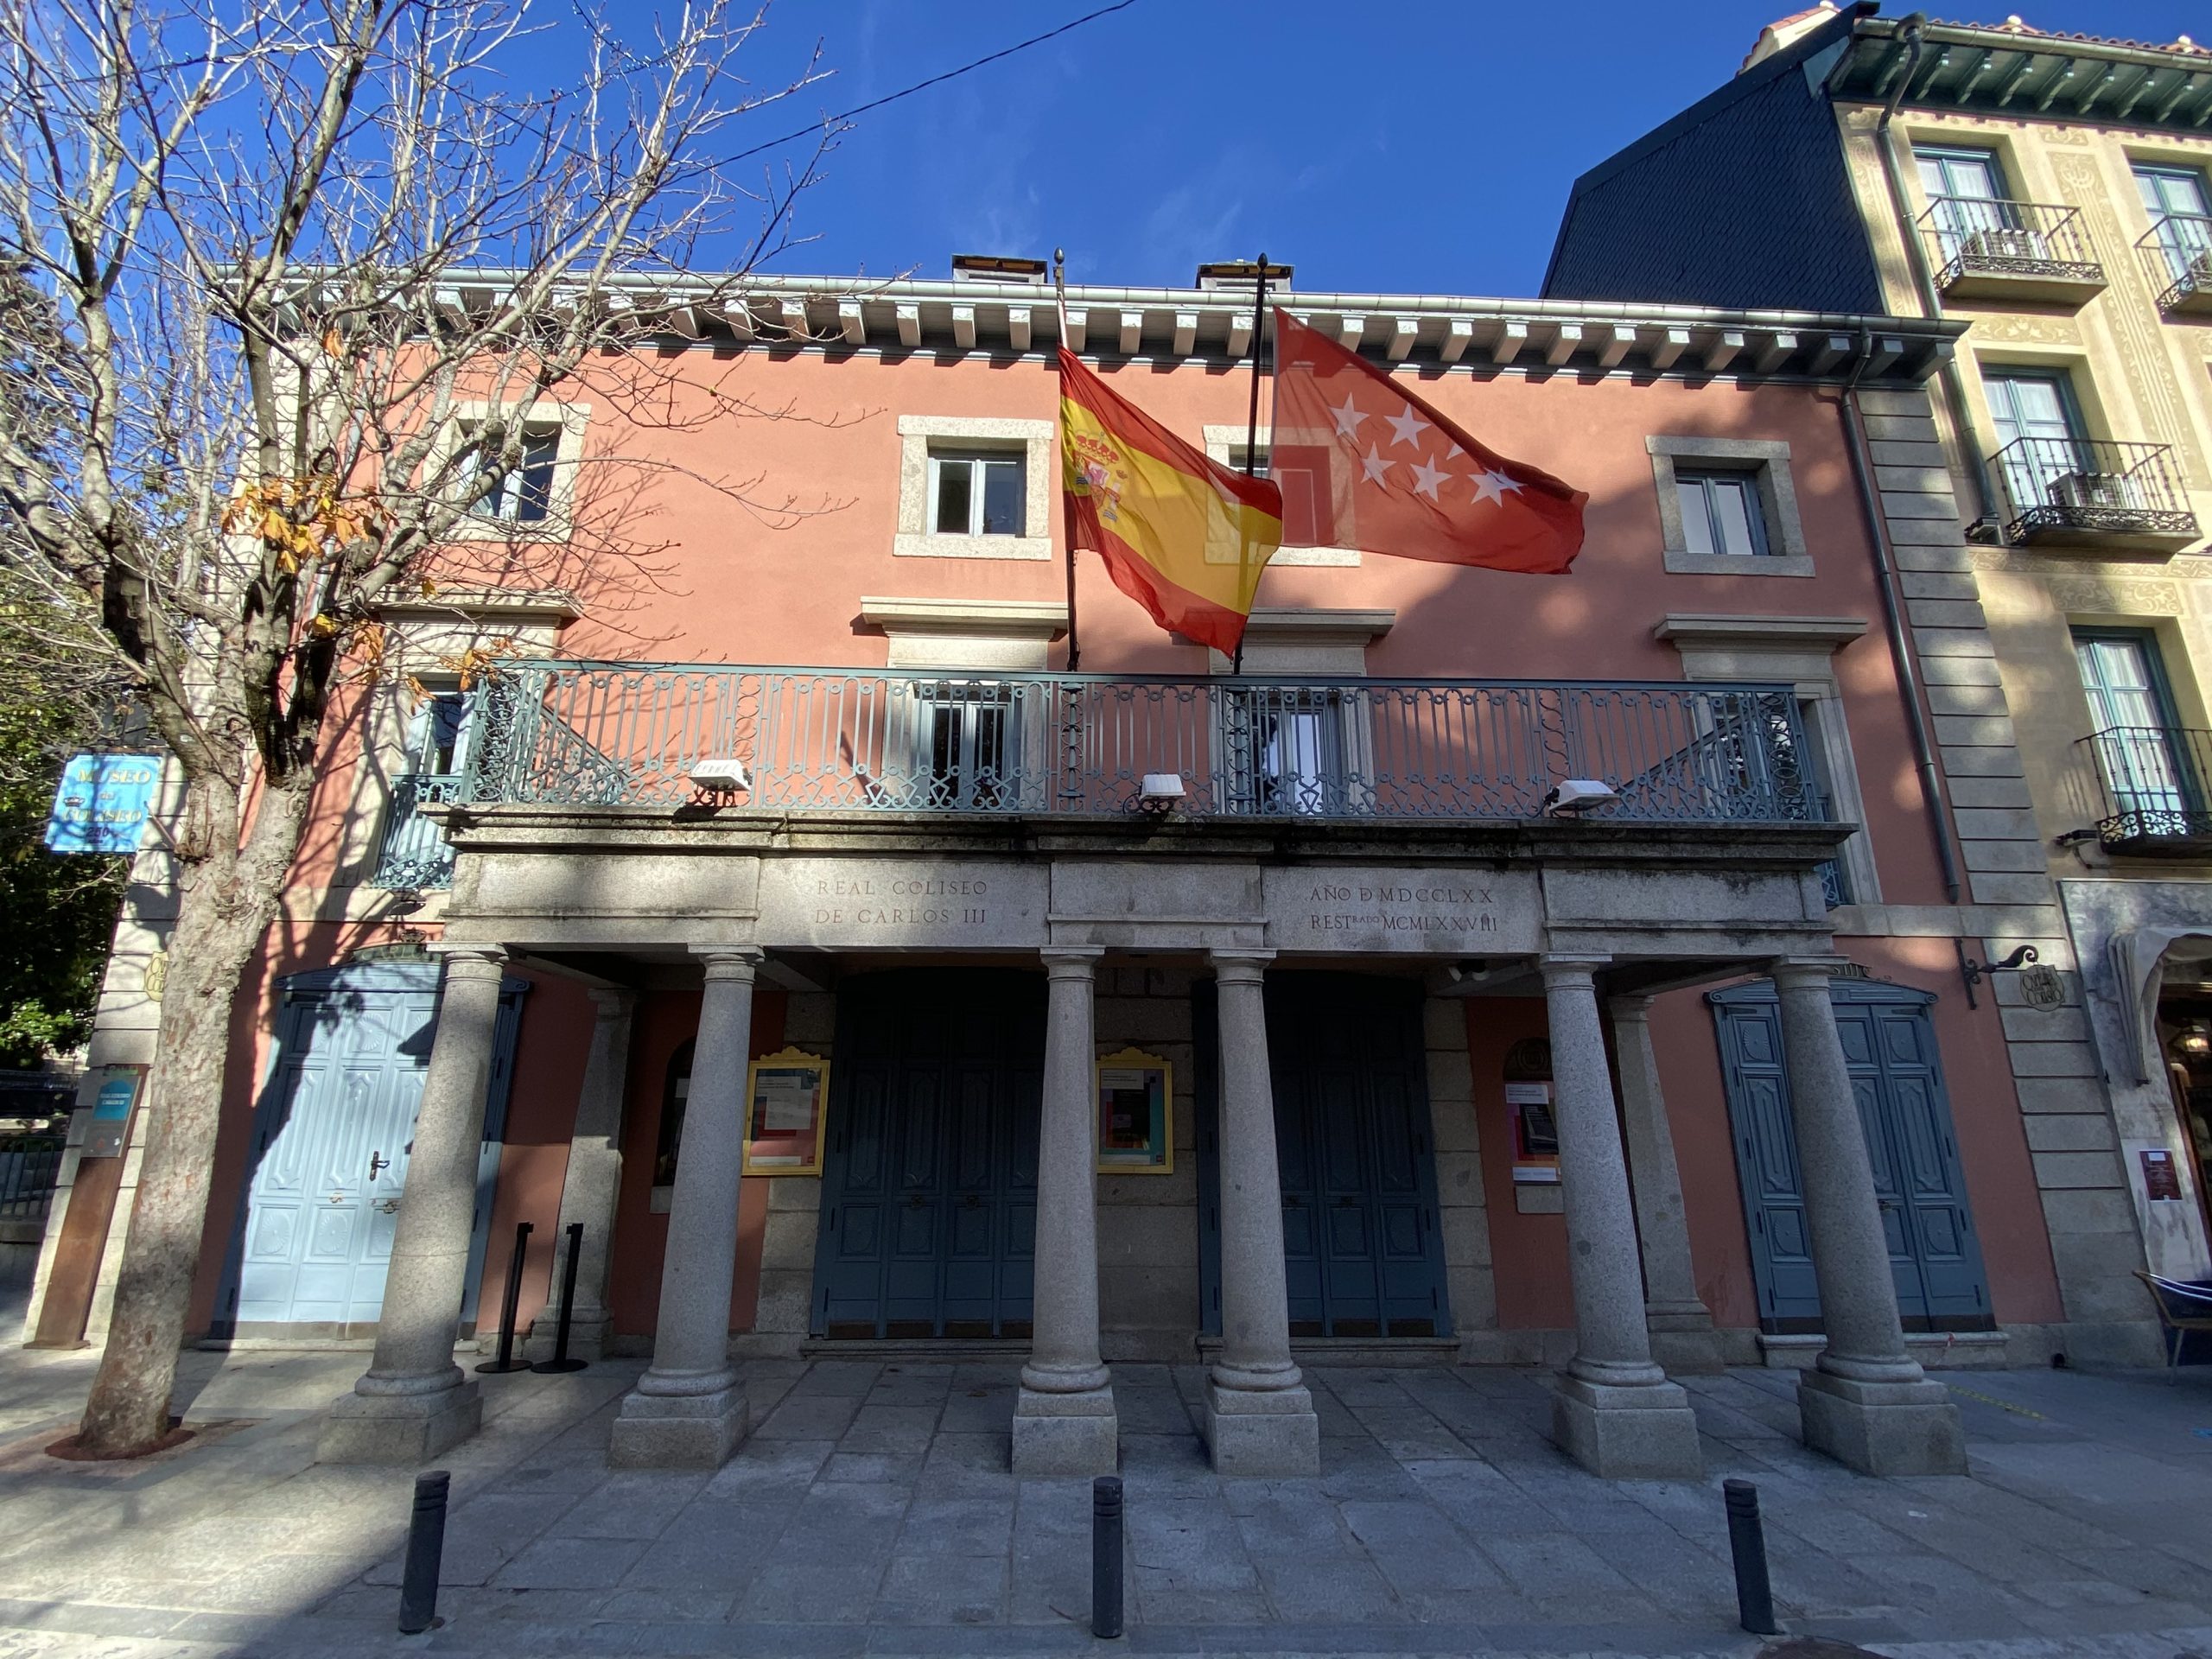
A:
724;0;1139;167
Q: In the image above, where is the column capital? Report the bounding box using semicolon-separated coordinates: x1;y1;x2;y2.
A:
1607;993;1656;1023
1770;956;1849;992
1538;953;1611;989
690;944;765;982
1040;946;1106;980
429;944;507;977
1208;949;1275;986
587;986;639;1017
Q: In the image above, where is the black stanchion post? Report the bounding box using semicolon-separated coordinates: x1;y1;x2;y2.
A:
474;1219;533;1374
1091;1474;1124;1640
532;1221;588;1374
1723;1477;1777;1636
397;1469;449;1634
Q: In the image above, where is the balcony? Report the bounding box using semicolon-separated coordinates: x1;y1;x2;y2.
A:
1989;436;2199;552
446;664;1829;836
2138;213;2212;316
1917;198;2106;307
372;772;465;890
2079;726;2212;856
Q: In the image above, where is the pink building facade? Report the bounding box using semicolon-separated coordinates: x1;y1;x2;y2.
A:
30;264;2142;1480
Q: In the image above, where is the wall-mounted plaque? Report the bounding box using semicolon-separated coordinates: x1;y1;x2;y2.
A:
81;1065;145;1160
1096;1047;1173;1174
741;1047;830;1176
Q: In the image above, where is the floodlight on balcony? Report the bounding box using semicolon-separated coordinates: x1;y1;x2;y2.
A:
690;757;751;793
1136;772;1186;813
1543;779;1618;816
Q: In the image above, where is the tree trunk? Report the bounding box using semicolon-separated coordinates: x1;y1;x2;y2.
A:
74;768;315;1457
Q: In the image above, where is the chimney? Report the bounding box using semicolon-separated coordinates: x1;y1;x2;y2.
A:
951;254;1048;286
1196;259;1294;293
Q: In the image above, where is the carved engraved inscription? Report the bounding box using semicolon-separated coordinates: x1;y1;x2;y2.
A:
808;872;992;928
1303;879;1503;938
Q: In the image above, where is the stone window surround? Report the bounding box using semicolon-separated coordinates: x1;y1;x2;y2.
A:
894;415;1055;562
338;591;577;888
439;400;591;543
1200;426;1360;568
858;595;1068;671
1651;613;1880;906
1204;607;1395;677
1646;435;1811;578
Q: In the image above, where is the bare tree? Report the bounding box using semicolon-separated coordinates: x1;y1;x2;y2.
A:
0;0;836;1456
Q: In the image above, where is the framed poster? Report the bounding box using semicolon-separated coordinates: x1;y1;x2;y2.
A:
82;1064;146;1160
1503;1080;1560;1185
1096;1047;1173;1174
741;1047;830;1176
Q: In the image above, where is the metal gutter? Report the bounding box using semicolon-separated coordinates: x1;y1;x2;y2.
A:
1870;12;2005;539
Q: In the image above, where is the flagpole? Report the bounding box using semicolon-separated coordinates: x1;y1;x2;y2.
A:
1232;251;1270;677
1053;247;1081;673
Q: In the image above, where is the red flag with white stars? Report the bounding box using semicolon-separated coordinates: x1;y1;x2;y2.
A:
1268;308;1586;572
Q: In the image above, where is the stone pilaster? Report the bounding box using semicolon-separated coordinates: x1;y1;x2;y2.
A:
1542;958;1701;1479
1202;950;1319;1477
526;988;634;1362
1773;959;1966;1475
1610;995;1723;1376
319;946;505;1464
609;948;761;1468
1014;947;1117;1475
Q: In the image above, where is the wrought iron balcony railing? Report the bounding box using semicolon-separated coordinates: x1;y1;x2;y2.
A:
2138;213;2212;315
371;772;466;890
1916;197;2105;298
2078;725;2212;855
1988;436;2198;548
452;662;1828;830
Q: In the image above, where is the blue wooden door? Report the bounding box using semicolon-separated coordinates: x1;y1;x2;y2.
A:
1198;975;1449;1338
813;970;1043;1339
226;962;524;1334
1710;979;1990;1332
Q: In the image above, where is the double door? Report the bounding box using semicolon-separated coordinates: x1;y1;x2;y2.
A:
812;970;1043;1338
1712;979;1990;1332
226;961;524;1335
1198;974;1451;1338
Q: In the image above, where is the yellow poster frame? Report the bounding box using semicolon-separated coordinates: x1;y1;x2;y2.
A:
741;1046;831;1177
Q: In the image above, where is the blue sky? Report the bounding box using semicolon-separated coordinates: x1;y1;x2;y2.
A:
691;0;2199;296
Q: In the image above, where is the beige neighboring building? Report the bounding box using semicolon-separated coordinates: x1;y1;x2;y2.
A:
1548;3;2212;1332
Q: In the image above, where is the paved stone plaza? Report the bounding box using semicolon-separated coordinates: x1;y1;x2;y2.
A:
1;1325;2211;1657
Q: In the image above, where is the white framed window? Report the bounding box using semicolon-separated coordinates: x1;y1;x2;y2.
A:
928;450;1025;537
894;416;1053;560
465;427;562;524
1647;435;1810;577
441;402;589;542
1201;426;1358;567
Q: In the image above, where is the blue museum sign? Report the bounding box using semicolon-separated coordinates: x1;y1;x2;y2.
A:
45;753;162;855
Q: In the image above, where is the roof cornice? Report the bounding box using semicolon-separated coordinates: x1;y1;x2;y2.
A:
358;270;1964;385
1831;15;2212;127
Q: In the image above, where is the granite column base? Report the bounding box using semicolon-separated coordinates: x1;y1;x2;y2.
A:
1550;1375;1704;1480
1797;1369;1967;1475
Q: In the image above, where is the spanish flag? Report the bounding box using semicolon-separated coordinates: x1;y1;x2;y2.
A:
1058;349;1284;657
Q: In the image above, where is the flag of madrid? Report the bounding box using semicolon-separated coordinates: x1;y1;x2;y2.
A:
1268;308;1586;573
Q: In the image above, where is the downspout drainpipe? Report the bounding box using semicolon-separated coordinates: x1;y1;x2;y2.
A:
1840;325;1964;904
1871;11;2006;542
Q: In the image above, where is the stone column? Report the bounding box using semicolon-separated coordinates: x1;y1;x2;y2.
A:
1541;957;1702;1479
609;947;762;1468
1203;950;1319;1477
1014;947;1117;1475
1609;995;1724;1376
320;946;506;1464
525;988;635;1363
1773;959;1965;1475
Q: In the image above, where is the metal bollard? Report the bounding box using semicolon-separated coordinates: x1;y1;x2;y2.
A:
474;1220;534;1374
532;1222;588;1374
1723;1477;1778;1636
397;1469;449;1634
1091;1474;1124;1640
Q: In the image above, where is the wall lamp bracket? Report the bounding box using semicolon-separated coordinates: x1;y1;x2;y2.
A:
1955;941;2037;1010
